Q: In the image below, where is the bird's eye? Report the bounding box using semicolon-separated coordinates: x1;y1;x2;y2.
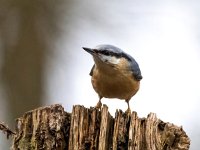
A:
93;49;98;53
102;50;109;56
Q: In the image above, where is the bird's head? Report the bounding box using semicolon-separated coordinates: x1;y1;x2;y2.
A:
83;44;142;80
83;44;128;66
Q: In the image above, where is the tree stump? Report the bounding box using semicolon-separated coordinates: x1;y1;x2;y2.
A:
12;104;190;150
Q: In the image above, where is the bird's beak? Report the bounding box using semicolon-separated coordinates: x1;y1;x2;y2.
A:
83;47;94;55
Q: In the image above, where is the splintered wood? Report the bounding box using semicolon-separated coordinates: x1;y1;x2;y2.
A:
12;104;190;150
12;104;71;149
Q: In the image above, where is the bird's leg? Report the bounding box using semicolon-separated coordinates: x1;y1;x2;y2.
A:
125;99;131;115
95;96;102;109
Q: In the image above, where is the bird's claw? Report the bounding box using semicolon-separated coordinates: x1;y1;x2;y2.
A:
95;100;102;110
125;108;131;116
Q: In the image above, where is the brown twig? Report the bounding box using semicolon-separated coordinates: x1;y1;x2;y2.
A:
0;121;15;139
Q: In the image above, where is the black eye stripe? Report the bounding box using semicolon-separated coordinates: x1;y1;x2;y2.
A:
97;50;119;56
101;50;110;55
94;50;110;56
93;49;132;61
93;49;98;53
103;50;115;56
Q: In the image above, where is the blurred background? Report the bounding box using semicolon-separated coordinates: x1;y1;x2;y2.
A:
0;0;200;149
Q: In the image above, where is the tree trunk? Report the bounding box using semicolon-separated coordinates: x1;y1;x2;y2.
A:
12;104;190;150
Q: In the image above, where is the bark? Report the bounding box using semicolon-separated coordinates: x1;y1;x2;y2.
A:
12;104;190;150
12;104;71;149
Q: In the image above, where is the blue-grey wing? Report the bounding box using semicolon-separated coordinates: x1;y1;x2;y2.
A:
130;58;143;81
89;64;95;76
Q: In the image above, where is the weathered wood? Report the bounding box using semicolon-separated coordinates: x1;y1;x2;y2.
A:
68;105;101;150
12;104;71;150
98;105;114;150
113;110;129;150
12;104;190;150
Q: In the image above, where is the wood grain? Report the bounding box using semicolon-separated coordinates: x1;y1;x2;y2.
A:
12;104;190;150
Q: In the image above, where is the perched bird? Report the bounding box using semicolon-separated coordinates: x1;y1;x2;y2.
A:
83;44;142;113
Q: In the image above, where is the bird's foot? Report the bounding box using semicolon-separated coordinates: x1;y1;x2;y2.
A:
125;108;131;116
95;100;102;110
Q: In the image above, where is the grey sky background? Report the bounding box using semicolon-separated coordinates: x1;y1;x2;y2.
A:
0;0;200;149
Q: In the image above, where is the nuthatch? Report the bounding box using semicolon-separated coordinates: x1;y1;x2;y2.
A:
83;44;142;113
